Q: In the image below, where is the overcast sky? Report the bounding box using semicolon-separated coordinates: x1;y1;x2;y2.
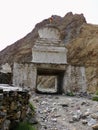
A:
0;0;98;51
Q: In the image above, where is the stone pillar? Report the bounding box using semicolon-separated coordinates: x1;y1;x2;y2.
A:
63;65;87;93
13;63;37;90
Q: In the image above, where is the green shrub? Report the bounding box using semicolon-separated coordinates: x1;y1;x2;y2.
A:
92;95;98;101
66;91;75;96
92;91;98;101
95;91;98;95
29;103;35;112
15;122;36;130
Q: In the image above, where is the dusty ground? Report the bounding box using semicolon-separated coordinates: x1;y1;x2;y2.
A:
30;93;98;130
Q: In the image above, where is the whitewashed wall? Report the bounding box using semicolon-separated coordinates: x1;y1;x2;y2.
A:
32;26;67;64
38;26;60;40
63;65;87;93
0;63;11;73
13;63;87;93
13;63;37;90
32;46;67;64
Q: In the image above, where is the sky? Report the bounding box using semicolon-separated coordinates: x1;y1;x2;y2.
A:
0;0;98;51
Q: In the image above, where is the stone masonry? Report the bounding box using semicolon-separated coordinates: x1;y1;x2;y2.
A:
0;85;30;130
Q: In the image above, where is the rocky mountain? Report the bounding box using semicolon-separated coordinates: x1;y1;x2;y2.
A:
0;12;86;65
0;12;98;92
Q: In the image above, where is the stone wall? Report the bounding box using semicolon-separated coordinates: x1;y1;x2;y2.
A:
13;63;67;92
0;86;30;130
63;65;87;93
13;63;37;90
0;63;11;74
13;63;88;94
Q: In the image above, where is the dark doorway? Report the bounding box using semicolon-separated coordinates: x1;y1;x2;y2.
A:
36;69;64;94
0;72;12;84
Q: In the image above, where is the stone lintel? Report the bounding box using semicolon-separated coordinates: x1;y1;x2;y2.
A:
32;63;67;70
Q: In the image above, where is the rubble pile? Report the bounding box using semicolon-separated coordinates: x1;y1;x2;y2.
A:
31;94;98;130
0;86;30;130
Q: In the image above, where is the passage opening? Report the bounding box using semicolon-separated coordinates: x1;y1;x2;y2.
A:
36;69;64;94
37;75;57;93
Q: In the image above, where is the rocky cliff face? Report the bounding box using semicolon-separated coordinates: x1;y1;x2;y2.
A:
0;12;98;92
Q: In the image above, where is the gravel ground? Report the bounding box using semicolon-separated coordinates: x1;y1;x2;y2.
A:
30;93;98;130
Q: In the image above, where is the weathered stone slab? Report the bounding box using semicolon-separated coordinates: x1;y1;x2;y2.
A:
32;46;67;64
0;84;22;91
63;65;87;93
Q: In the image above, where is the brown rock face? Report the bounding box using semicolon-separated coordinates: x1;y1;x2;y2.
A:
66;24;98;66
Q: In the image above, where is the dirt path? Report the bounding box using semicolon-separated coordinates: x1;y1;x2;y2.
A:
30;93;98;130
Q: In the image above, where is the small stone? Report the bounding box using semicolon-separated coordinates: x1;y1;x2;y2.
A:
83;109;90;117
92;123;98;130
16;111;21;119
53;102;56;106
10;101;17;110
81;101;86;105
41;101;47;105
33;96;39;102
21;109;26;120
82;119;88;124
51;108;57;112
69;119;74;123
72;115;80;121
43;110;48;113
88;118;96;126
44;126;47;129
63;118;66;121
61;104;69;107
53;114;61;118
54;128;58;130
72;110;82;121
51;118;57;122
91;113;98;119
73;128;77;130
